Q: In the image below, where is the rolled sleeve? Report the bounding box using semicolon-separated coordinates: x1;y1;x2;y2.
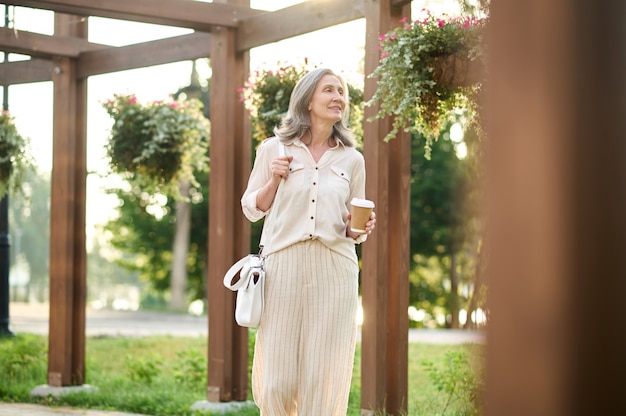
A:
241;189;266;222
241;138;274;223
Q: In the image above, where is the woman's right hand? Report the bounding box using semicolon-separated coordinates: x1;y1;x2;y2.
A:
256;155;293;212
271;155;293;181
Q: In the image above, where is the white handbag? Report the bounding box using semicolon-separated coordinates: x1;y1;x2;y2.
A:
223;253;265;327
223;141;285;328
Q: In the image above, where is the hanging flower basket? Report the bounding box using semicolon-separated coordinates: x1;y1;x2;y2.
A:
433;54;483;89
102;94;210;197
367;10;488;149
0;111;35;198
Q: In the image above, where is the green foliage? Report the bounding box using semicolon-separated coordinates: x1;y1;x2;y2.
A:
240;60;364;146
459;0;490;15
173;347;207;390
102;94;210;198
410;130;466;260
102;169;209;300
422;349;484;415
408;124;486;329
0;335;484;416
367;10;487;154
0;111;35;198
0;334;47;382
125;353;163;384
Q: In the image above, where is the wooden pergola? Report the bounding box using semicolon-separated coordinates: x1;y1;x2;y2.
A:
0;0;412;414
4;1;626;416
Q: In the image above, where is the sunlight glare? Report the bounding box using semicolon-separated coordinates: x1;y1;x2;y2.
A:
450;122;467;159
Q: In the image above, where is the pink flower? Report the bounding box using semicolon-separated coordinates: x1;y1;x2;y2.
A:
380;53;389;60
400;17;408;23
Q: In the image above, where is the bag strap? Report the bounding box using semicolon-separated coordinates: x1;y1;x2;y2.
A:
223;255;253;291
223;141;286;291
259;141;286;254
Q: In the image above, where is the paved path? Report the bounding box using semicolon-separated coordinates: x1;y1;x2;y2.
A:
0;403;149;416
7;302;485;343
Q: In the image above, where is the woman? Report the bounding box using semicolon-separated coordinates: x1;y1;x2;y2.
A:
241;68;376;415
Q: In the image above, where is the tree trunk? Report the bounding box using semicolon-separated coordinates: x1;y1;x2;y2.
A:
449;251;459;328
170;180;191;311
464;238;484;330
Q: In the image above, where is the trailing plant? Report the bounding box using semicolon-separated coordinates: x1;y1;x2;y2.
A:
102;94;210;198
240;60;364;146
0;111;35;199
367;10;488;155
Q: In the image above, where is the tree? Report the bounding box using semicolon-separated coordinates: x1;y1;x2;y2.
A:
102;171;209;306
101;61;211;310
169;62;209;310
409;124;482;328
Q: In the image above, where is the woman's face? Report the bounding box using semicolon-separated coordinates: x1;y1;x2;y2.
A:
308;74;346;126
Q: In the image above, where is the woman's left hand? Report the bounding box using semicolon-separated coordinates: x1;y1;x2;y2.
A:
346;211;376;239
364;211;376;235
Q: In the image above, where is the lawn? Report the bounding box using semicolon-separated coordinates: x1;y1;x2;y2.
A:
0;333;484;415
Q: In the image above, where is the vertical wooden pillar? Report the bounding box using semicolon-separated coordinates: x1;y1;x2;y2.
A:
486;1;626;415
48;13;87;387
361;1;411;414
207;0;250;402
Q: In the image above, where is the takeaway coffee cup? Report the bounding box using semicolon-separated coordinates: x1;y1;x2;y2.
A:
350;198;375;234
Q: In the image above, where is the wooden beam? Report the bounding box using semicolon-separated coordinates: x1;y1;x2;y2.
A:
5;0;261;31
486;1;626;415
0;30;210;81
77;32;211;78
236;0;365;51
0;27;104;58
361;0;410;414
0;58;52;84
207;0;250;402
47;12;88;387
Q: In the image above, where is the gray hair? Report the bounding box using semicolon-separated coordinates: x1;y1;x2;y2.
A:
274;68;355;147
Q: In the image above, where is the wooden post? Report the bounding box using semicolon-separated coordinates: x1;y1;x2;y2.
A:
485;1;626;415
207;0;250;402
361;1;411;414
48;13;87;387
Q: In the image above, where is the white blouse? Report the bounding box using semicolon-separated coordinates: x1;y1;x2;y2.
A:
241;136;367;264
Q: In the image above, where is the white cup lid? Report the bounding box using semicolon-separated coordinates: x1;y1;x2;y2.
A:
350;198;375;208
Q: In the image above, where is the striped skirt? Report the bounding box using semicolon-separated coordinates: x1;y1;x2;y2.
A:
252;239;359;416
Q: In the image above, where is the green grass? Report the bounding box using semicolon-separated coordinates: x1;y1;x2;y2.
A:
0;333;484;416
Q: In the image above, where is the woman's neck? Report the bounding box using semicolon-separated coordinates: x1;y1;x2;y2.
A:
306;125;334;148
